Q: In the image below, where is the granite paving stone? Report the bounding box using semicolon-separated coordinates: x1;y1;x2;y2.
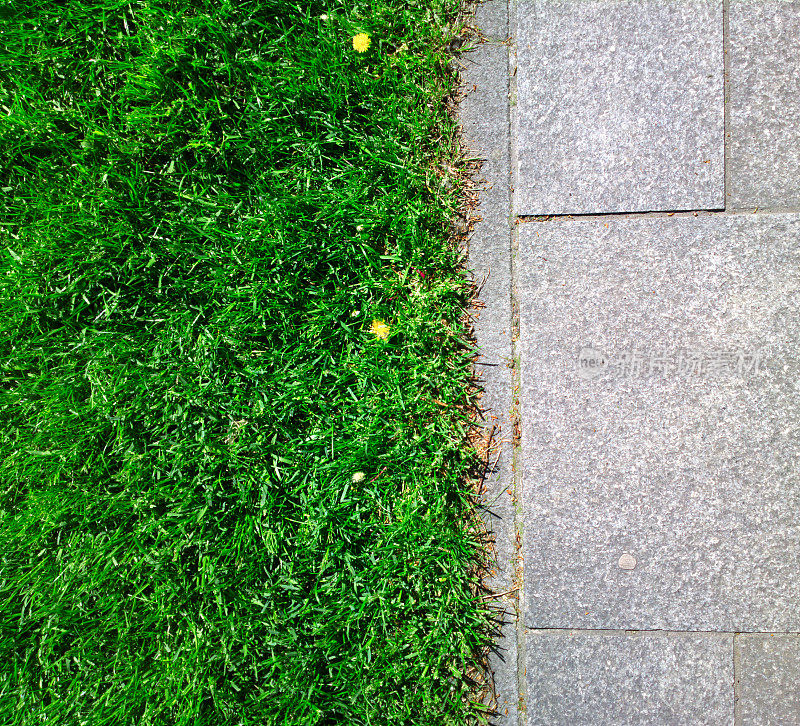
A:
519;213;800;632
737;634;800;725
459;13;518;724
473;0;508;40
514;0;724;215
460;0;800;721
525;631;733;725
729;0;800;210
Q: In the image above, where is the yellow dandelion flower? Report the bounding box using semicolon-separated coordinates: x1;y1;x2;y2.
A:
352;33;371;53
352;471;365;483
371;319;390;340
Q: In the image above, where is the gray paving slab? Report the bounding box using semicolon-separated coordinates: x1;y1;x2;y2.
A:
461;43;513;371
473;0;508;40
737;634;800;725
519;213;800;632
525;630;733;725
729;1;800;211
514;0;724;215
459;18;519;724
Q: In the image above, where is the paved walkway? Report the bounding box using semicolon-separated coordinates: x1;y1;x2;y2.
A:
459;2;800;724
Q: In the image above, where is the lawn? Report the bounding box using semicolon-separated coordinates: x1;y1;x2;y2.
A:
0;1;495;723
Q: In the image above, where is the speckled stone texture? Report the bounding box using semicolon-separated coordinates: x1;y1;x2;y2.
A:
729;1;800;210
519;213;800;631
525;631;733;725
459;5;518;723
737;634;800;725
514;0;724;215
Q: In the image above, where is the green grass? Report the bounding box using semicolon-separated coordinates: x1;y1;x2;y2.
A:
0;1;494;724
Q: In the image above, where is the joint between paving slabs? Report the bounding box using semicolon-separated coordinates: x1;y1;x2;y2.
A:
523;628;800;636
514;206;800;224
516;208;725;223
505;0;526;721
723;0;731;209
733;632;742;726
